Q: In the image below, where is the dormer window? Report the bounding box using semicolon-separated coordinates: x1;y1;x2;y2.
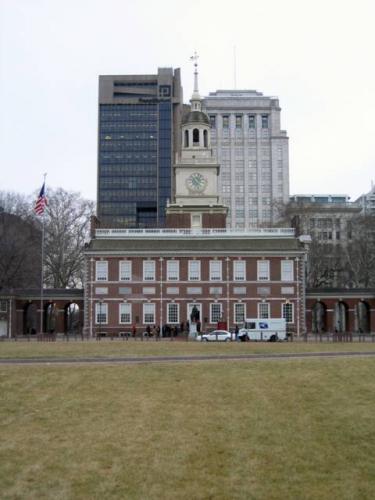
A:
193;128;200;145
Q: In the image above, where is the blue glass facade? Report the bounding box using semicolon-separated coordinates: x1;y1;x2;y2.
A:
97;71;180;228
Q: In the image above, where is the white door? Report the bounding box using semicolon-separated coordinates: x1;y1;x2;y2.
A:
0;320;7;337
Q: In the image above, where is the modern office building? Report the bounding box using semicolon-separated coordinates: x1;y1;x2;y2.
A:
288;194;361;244
202;90;289;229
97;68;183;228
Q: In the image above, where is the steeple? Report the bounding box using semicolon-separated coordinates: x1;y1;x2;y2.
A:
190;51;202;112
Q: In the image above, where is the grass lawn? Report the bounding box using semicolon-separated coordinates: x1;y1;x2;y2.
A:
1;339;375;360
1;358;375;499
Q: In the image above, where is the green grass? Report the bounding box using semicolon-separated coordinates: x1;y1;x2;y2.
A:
1;358;375;499
1;339;375;360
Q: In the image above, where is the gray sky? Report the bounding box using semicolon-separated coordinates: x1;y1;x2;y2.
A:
1;0;374;201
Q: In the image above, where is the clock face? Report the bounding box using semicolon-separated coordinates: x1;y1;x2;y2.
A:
186;173;208;193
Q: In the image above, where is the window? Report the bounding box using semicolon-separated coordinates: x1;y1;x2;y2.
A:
188;260;201;281
203;130;208;147
234;303;245;323
235;115;242;128
0;300;7;312
95;302;108;324
222;115;229;128
210;303;222;323
167;260;179;281
119;260;132;281
193;128;199;144
282;303;294;323
143;303;155;324
281;260;294;282
184;129;189;147
233;260;246;281
96;261;108;281
210;260;222;281
258;302;270;319
167;303;179;324
257;260;270;281
143;260;155;281
248;114;256;128
209;115;216;128
261;115;269;128
119;303;131;324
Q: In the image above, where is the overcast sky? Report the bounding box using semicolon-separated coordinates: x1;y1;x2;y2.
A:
1;0;374;201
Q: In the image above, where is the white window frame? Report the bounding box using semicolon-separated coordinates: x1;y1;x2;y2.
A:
0;300;7;313
258;302;270;319
234;303;245;324
95;302;108;324
233;260;246;281
119;303;132;324
281;260;294;282
167;260;180;281
210;303;223;324
119;260;132;281
167;303;180;324
143;303;155;324
257;260;270;281
282;302;294;323
95;261;108;282
143;260;156;281
209;260;222;281
188;260;201;281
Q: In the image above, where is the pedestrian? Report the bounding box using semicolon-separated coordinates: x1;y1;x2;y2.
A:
132;324;137;338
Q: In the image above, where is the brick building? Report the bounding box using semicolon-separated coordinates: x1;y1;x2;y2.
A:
83;228;308;337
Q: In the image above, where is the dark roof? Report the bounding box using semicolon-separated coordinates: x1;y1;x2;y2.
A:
86;237;303;254
0;288;84;299
181;111;210;125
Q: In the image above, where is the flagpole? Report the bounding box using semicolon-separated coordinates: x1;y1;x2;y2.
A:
40;173;47;335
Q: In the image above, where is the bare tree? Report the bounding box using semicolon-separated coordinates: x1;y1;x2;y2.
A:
0;190;31;219
42;188;95;288
345;216;375;287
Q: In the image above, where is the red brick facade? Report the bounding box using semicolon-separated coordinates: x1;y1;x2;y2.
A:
84;250;306;337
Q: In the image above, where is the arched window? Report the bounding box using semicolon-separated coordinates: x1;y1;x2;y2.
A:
203;130;208;147
312;301;326;333
46;303;57;334
66;303;80;334
193;128;199;145
24;302;37;335
184;130;189;147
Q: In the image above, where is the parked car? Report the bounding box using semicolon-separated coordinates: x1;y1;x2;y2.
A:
196;330;236;342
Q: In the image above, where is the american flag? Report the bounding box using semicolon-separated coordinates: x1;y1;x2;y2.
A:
34;182;47;215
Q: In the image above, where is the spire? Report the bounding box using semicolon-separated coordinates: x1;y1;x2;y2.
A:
190;51;201;111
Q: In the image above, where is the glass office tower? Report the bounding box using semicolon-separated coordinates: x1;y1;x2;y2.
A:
97;68;182;227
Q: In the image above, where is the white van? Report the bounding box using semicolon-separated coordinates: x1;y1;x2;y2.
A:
238;318;287;342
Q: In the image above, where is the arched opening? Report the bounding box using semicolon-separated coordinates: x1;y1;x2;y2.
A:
45;302;57;334
65;302;80;335
203;129;208;147
356;301;370;333
24;302;37;335
184;130;189;147
193;128;199;146
312;301;327;333
334;301;348;333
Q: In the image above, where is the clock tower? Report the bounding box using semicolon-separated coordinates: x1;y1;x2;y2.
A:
166;55;228;229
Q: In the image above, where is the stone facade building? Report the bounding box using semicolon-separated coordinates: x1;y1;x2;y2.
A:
202;90;289;229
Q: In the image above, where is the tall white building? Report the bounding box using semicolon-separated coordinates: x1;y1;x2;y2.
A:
203;90;289;228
